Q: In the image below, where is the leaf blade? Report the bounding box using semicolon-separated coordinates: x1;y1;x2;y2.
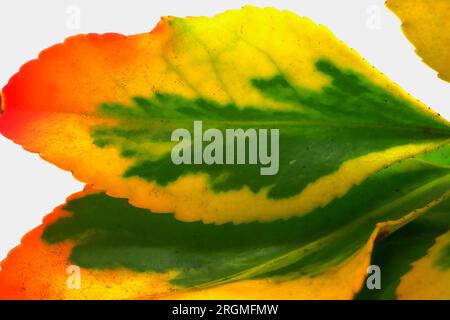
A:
2;157;450;299
1;7;450;224
386;0;450;82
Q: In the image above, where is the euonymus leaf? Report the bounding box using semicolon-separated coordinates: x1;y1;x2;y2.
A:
387;0;450;83
357;146;450;299
358;200;450;299
1;156;450;299
0;7;449;224
418;144;450;166
397;228;450;299
356;197;450;300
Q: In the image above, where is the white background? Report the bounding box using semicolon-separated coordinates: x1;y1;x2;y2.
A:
1;0;449;262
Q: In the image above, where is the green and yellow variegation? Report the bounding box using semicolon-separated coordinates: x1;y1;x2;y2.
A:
1;6;449;224
1;153;450;299
1;6;450;300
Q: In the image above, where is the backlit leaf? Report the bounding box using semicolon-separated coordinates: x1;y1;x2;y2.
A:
357;146;450;299
386;0;450;82
397;228;450;299
356;197;450;299
1;7;449;224
1;157;450;299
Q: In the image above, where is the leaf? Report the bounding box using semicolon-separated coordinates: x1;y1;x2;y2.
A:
1;157;450;299
386;0;450;82
356;197;450;300
356;146;450;300
359;200;450;300
397;228;450;299
1;6;450;224
418;144;450;166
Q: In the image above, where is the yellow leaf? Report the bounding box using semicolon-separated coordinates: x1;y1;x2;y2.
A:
387;0;450;82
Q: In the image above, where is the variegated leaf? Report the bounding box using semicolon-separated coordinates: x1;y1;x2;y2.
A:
387;0;450;82
1;7;449;224
1;156;450;299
